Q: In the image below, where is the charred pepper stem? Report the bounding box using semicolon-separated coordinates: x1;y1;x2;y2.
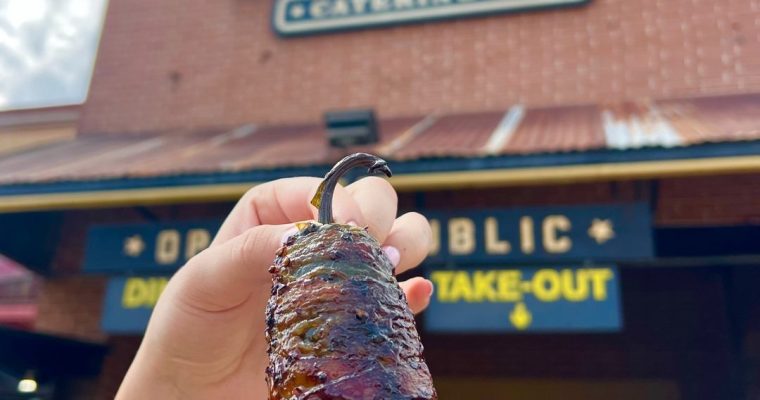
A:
311;153;392;224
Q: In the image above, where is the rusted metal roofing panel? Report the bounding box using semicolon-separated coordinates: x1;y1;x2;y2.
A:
601;101;682;150
393;112;504;160
0;105;79;129
504;105;607;154
0;126;76;157
0;105;80;158
659;94;760;145
0;94;757;186
0;136;115;184
356;117;423;156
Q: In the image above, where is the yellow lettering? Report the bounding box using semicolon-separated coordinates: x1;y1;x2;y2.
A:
496;270;522;302
542;215;572;254
429;219;440;256
185;229;210;260
155;230;180;265
448;218;476;255
121;277;168;308
520;216;535;254
485;217;510;255
472;270;497;301
589;268;614;300
449;271;474;302
122;278;149;308
156;278;169;302
532;269;561;302
561;269;589;301
430;271;453;302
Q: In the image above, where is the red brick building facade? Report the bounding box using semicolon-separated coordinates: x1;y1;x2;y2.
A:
1;0;759;399
81;0;760;134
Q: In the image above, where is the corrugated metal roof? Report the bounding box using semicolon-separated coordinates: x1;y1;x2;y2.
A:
393;112;505;160
0;105;80;158
0;104;79;129
0;126;76;158
0;93;757;186
504;104;607;154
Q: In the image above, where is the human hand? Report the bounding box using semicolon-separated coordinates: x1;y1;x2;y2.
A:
116;177;434;399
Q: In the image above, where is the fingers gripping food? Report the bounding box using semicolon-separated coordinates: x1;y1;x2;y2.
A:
265;153;437;400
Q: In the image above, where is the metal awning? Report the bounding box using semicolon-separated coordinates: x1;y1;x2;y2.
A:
0;93;758;212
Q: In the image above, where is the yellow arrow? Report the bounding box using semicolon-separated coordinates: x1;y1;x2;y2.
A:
509;302;532;330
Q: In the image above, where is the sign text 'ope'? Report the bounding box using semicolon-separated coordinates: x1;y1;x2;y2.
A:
84;221;221;274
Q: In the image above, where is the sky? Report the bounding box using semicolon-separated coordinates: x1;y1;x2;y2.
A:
0;0;107;110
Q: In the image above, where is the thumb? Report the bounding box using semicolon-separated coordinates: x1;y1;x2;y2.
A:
171;223;295;313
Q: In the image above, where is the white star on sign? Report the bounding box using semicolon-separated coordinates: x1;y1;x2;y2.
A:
123;235;145;257
290;4;306;19
588;219;615;244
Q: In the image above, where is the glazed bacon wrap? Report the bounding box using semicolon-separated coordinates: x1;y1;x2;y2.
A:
265;153;437;400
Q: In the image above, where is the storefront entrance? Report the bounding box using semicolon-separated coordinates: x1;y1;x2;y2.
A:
422;266;753;400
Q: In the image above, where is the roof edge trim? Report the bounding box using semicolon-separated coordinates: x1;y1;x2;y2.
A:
1;154;759;213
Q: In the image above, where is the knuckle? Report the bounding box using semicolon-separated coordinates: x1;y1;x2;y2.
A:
242;183;265;202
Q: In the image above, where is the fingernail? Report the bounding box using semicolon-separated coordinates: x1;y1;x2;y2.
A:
281;226;298;244
382;246;400;268
347;220;358;226
426;279;434;296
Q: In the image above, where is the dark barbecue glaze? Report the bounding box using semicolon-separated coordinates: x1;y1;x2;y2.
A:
265;153;437;400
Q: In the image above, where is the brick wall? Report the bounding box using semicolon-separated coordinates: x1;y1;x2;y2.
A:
656;174;760;225
80;0;760;135
35;276;107;341
95;337;142;399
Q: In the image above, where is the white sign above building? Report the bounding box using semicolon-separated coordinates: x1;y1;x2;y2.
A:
272;0;590;36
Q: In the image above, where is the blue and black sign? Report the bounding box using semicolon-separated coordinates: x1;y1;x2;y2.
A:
426;203;653;264
89;203;641;334
100;267;621;334
82;203;651;273
101;276;170;333
83;220;221;274
425;265;622;332
272;0;590;36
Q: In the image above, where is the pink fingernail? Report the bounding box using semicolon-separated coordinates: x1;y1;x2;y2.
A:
347;220;358;226
281;226;298;244
382;246;400;268
426;279;434;296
